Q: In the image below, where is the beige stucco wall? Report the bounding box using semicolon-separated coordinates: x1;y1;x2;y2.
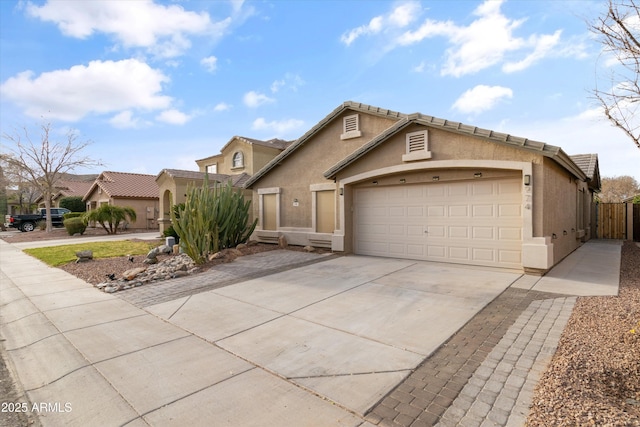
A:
156;173;204;233
251;110;399;228
540;157;585;264
84;188;159;230
196;154;224;173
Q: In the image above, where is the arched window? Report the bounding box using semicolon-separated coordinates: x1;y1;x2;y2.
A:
233;151;244;168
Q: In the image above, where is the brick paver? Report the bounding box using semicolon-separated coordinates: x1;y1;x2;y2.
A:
365;287;571;427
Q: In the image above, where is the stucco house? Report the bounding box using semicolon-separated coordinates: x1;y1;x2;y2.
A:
84;171;159;230
245;101;601;274
37;178;95;208
156;136;291;234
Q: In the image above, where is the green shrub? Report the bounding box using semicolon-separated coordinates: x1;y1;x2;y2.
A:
171;180;256;264
63;217;87;235
162;224;180;244
63;212;84;220
82;205;137;234
60;196;86;212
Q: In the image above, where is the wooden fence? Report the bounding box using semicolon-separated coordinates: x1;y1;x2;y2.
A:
596;203;626;239
634;204;640;241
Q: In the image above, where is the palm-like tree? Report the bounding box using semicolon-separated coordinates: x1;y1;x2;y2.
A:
83;205;137;234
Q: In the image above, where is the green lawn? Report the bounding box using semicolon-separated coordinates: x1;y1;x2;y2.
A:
24;241;159;266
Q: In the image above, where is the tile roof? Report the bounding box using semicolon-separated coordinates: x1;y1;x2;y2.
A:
569;154;598;179
196;136;293;163
87;171;159;200
55;180;94;198
243;100;591;186
156;169;250;188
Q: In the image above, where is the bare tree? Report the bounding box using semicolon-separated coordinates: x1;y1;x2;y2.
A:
591;0;640;150
598;175;640;202
2;122;102;232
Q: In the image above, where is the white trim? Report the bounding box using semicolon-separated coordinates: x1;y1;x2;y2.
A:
310;183;336;192
258;187;282;195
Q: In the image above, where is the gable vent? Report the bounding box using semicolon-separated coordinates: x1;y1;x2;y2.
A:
340;114;362;140
402;130;432;162
407;131;426;152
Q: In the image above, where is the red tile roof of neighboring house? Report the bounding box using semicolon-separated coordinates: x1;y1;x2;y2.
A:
55;180;94;199
86;171;159;200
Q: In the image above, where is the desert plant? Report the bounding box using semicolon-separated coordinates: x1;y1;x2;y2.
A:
63;217;87;235
171;179;256;264
82;204;137;235
60;196;86;212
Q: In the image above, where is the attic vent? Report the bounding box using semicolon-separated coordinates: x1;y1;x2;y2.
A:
402;130;432;162
407;131;426;152
340;114;362;140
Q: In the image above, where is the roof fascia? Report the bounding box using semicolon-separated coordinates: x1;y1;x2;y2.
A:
245;101;407;188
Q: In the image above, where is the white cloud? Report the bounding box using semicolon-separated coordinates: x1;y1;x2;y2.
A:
214;102;231;111
25;0;229;58
243;91;274;108
201;55;218;73
270;73;305;93
156;109;191;125
412;61;426;73
0;59;172;121
109;110;143;129
395;0;574;77
496;110;640;181
252;117;304;134
452;85;513;114
341;2;419;46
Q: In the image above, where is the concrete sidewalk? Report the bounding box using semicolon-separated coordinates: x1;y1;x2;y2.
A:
0;240;622;427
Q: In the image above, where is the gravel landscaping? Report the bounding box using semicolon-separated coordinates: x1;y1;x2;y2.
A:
526;241;640;426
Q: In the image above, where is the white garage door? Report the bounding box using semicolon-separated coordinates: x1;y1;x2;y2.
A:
354;178;523;268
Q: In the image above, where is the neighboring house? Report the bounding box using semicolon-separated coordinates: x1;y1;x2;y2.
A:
245;101;602;274
84;171;159;230
36;178;96;208
156;136;291;233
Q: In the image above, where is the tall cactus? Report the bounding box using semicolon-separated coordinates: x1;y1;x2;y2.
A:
171;177;257;265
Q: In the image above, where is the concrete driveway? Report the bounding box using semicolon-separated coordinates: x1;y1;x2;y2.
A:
1;238;521;426
145;256;520;419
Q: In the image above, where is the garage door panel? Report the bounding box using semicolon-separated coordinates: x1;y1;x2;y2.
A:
449;247;470;260
499;204;521;217
472;227;494;239
472;248;495;262
499;228;522;240
355;178;523;269
473;205;494;217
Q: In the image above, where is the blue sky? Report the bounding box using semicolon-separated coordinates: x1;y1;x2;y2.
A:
1;0;639;181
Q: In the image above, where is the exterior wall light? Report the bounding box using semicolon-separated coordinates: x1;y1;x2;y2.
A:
432;176;439;181
474;172;482;178
400;178;406;183
339;188;344;196
372;180;378;185
524;174;531;185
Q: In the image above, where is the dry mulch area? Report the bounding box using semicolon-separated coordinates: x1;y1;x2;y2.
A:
527;241;640;426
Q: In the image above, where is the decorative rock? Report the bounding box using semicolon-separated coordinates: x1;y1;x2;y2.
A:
122;267;147;281
236;243;247;250
143;257;158;265
75;250;93;263
104;286;117;293
158;245;172;254
278;235;288;248
303;245;315;253
209;252;224;261
147;247;160;259
246;240;258;246
229;249;243;257
172;271;189;278
173;244;180;255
